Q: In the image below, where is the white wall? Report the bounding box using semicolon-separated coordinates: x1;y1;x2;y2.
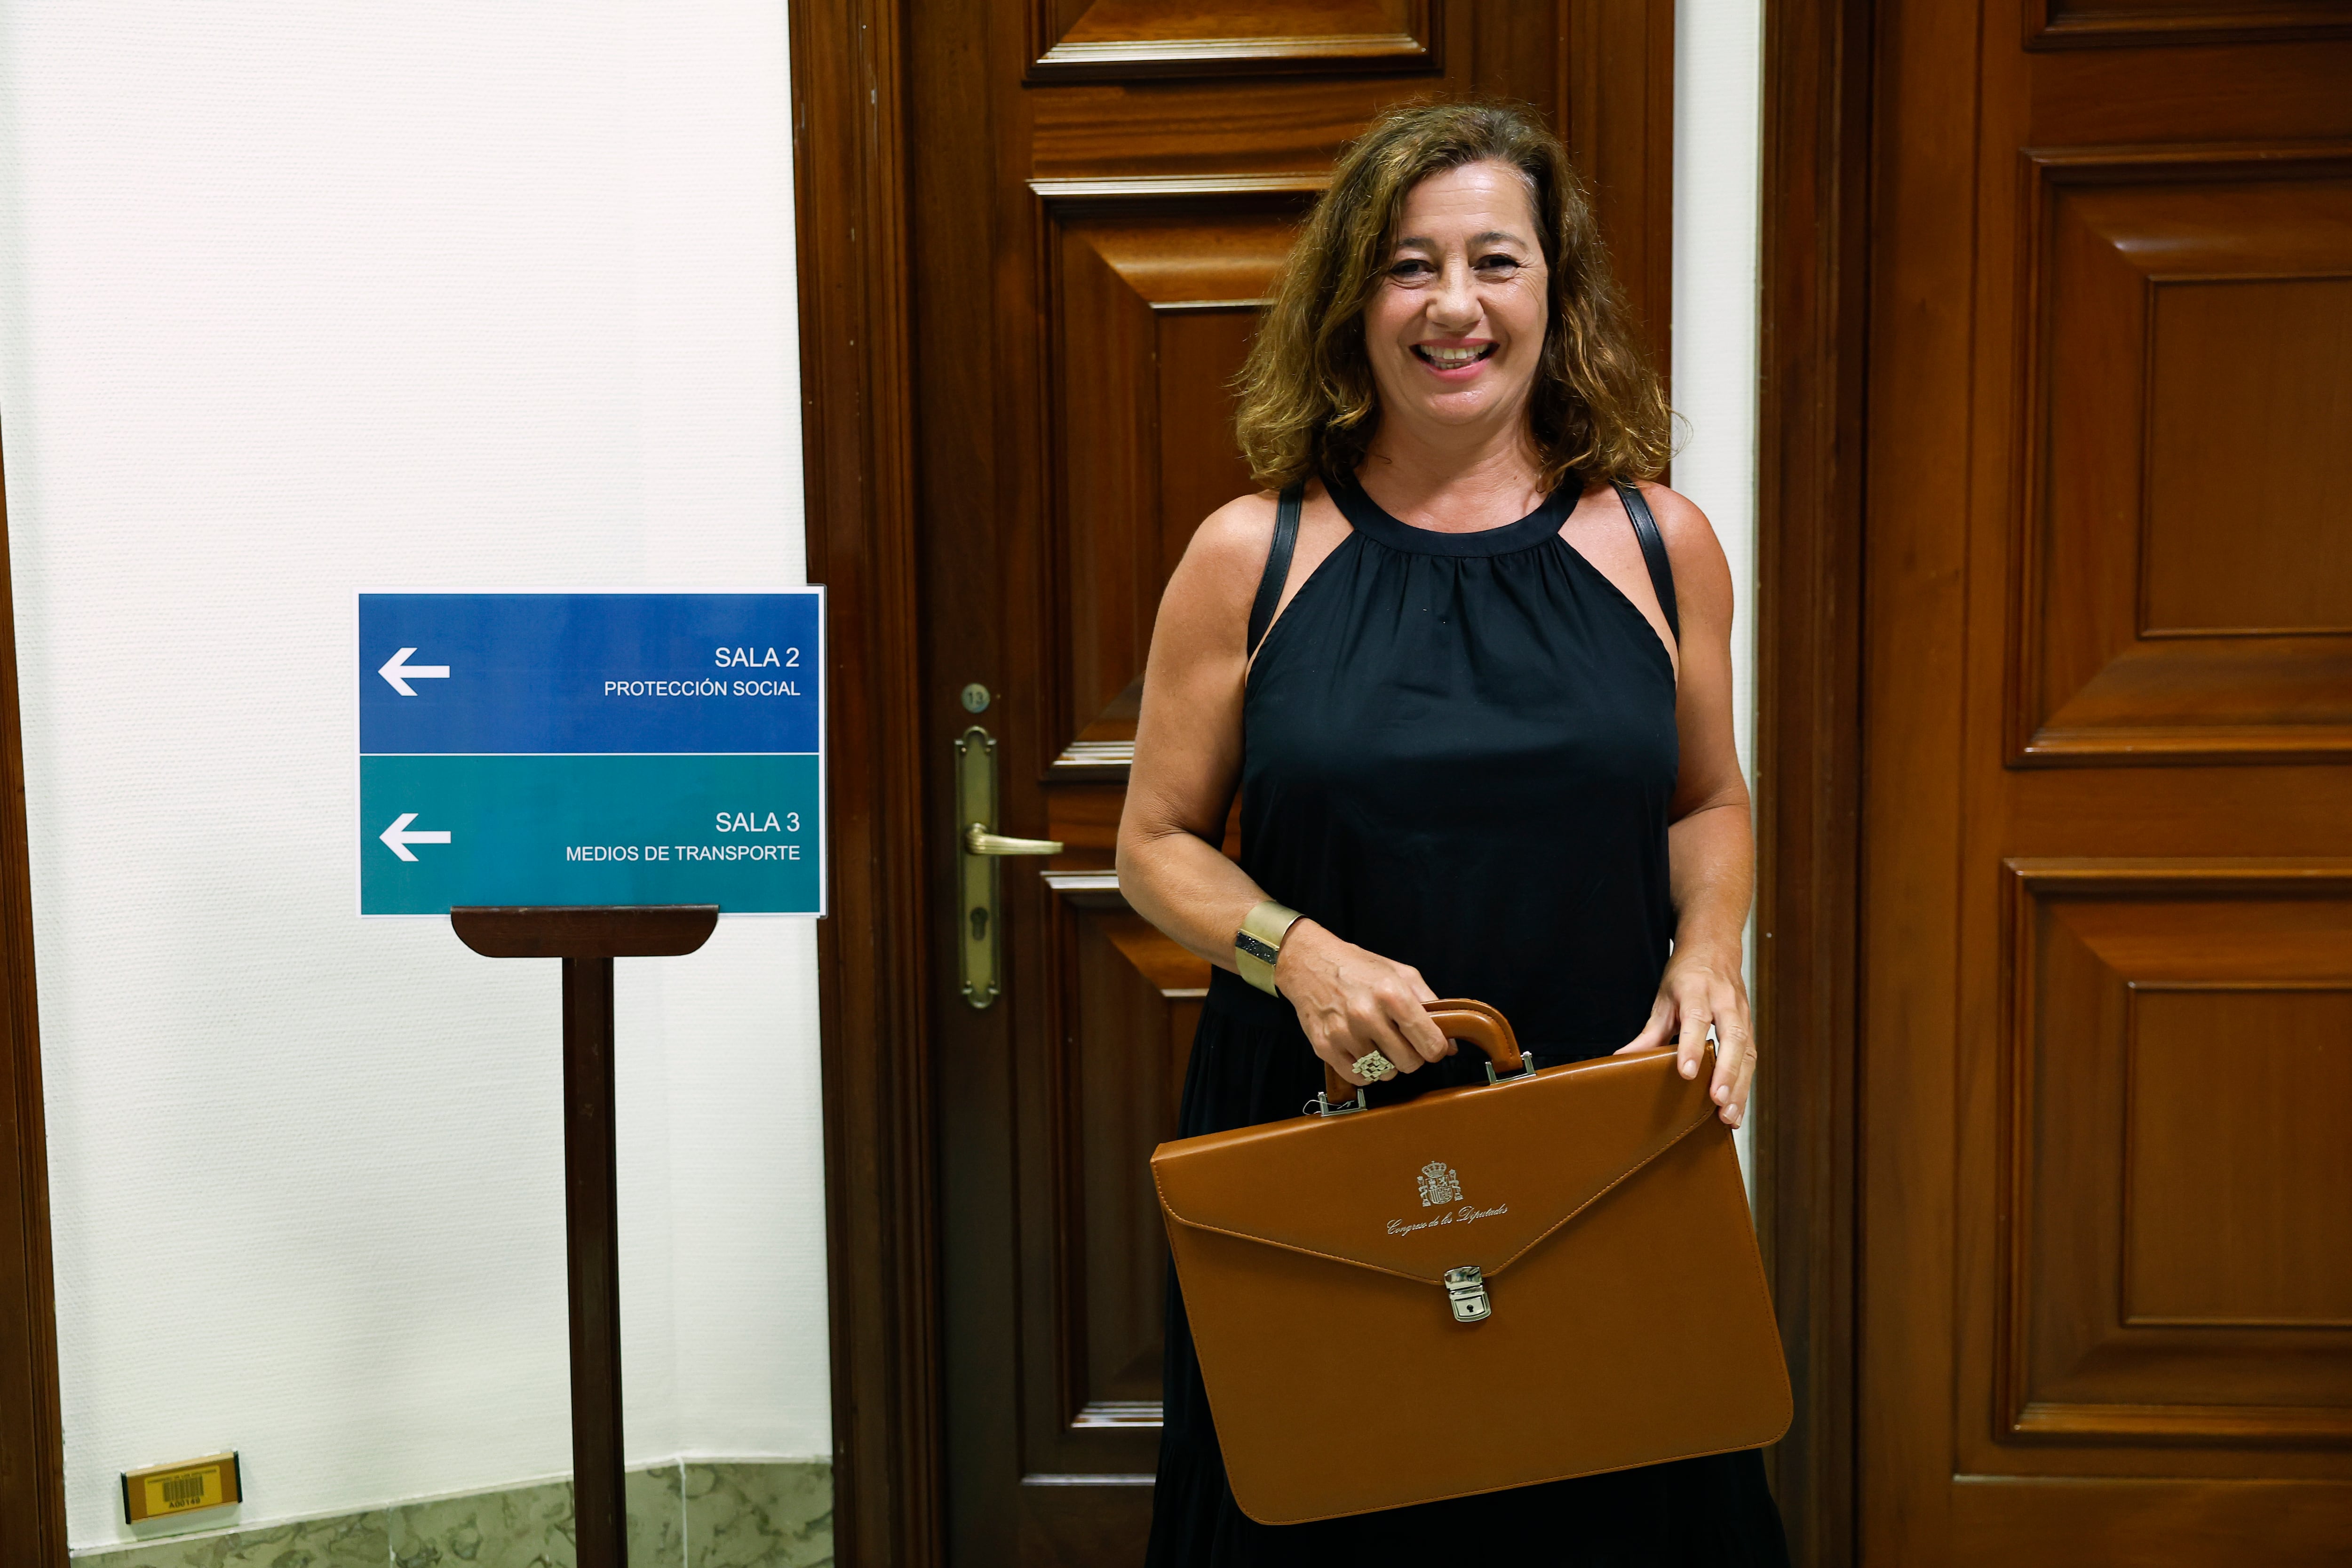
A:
1671;0;1764;1177
0;2;829;1548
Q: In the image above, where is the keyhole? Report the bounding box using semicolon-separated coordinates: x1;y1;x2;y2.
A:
969;906;991;941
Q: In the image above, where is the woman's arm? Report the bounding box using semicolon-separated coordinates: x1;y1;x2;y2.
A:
1614;483;1756;1128
1117;493;1453;1084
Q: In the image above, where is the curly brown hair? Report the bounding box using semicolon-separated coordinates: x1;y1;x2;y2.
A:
1233;99;1670;493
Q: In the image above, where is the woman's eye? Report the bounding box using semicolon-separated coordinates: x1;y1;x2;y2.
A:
1476;254;1521;272
1389;259;1433;280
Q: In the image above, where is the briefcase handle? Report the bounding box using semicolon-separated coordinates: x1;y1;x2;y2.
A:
1319;999;1526;1111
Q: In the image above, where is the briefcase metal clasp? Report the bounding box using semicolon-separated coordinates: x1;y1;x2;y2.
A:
1443;1265;1491;1323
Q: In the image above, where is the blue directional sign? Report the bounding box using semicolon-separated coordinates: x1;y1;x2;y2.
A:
358;591;824;915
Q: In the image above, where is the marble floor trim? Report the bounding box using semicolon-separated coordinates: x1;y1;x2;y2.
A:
72;1460;832;1568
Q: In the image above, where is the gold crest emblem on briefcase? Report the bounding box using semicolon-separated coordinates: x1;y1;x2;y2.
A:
1417;1161;1462;1207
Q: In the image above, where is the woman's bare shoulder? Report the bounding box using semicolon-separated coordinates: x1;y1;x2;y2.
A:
1190;490;1282;558
1626;481;1733;611
1170;490;1285;605
1621;480;1713;545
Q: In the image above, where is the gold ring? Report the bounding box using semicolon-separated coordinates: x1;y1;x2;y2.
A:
1351;1049;1395;1082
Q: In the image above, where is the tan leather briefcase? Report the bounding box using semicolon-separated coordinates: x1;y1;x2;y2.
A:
1152;999;1790;1525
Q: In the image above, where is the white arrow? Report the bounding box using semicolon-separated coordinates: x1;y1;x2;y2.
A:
378;647;450;697
379;812;452;862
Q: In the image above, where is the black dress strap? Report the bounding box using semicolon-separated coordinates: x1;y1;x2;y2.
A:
1247;483;1305;657
1612;480;1679;645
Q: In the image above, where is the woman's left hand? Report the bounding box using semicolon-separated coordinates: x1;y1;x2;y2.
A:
1616;945;1751;1128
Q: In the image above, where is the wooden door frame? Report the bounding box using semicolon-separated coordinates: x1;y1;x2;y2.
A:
0;437;70;1562
1753;0;1873;1563
791;0;1876;1563
790;1;945;1564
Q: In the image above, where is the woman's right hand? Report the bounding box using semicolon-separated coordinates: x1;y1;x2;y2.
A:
1272;920;1454;1084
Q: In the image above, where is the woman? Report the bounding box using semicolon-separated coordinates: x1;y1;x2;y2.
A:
1116;100;1787;1564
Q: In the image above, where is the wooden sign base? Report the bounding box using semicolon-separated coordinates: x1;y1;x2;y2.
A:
451;907;720;1568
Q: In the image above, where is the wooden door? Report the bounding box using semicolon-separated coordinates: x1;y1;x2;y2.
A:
899;5;1671;1560
1860;2;2352;1561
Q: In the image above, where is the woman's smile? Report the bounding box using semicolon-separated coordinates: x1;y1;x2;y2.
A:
1410;339;1497;377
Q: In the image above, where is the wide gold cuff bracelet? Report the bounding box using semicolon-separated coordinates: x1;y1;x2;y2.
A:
1234;900;1304;995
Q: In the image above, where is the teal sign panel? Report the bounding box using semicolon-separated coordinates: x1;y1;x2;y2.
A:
358;591;825;915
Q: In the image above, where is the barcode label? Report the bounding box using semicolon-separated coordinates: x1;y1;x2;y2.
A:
124;1454;236;1520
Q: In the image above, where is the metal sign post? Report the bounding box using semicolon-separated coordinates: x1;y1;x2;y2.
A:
449;907;715;1568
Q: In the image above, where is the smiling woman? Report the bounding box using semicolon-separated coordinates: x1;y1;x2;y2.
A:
1116;99;1782;1565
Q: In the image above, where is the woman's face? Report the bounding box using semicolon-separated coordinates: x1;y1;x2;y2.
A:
1361;159;1551;445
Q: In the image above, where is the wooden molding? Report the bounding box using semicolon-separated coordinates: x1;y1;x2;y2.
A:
1994;858;2352;1450
788;1;945;1563
2001;141;2352;770
1026;0;1441;81
2026;0;2352;51
1026;173;1329;204
1996;856;2352;891
1754;0;1873;1561
0;422;67;1561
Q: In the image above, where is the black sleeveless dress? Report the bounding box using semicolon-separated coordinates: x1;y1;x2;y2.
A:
1144;472;1790;1567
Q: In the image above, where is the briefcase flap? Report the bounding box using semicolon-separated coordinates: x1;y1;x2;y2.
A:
1152;1047;1716;1285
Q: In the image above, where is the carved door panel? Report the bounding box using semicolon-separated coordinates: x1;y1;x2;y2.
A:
1863;2;2352;1561
906;4;1673;1560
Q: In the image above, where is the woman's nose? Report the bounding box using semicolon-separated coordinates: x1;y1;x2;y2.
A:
1428;259;1479;329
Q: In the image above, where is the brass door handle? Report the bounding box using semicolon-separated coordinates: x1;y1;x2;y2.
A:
954;724;1062;1008
965;824;1065;856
